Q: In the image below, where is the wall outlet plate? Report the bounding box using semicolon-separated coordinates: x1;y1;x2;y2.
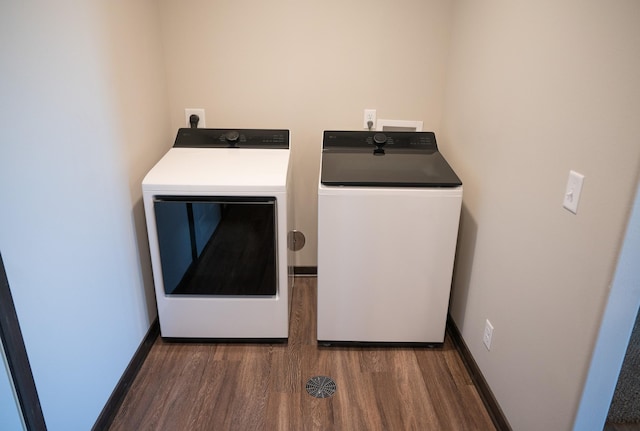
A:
483;319;494;351
363;109;376;129
185;108;206;128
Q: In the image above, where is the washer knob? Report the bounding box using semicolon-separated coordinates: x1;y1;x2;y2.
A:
373;133;387;145
225;131;240;143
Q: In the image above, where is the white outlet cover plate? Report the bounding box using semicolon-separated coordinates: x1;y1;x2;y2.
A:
185;108;206;128
563;170;585;214
483;319;494;351
363;109;376;129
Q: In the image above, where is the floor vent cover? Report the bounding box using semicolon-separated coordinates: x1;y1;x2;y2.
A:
305;376;336;399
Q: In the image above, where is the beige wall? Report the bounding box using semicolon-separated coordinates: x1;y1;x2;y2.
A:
103;1;173;320
442;1;640;430
157;0;455;265
0;1;170;428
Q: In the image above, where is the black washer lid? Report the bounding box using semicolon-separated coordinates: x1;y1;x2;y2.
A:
173;128;289;149
321;131;462;187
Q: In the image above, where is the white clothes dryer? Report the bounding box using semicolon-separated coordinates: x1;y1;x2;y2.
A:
142;128;293;340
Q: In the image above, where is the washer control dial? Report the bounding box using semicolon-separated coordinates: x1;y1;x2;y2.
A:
373;133;387;145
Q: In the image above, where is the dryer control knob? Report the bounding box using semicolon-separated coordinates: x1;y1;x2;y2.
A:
225;131;240;143
373;133;387;145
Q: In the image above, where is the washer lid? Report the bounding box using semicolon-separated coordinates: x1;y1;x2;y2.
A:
321;131;462;187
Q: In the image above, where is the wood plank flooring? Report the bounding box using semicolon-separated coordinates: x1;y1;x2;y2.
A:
108;278;496;430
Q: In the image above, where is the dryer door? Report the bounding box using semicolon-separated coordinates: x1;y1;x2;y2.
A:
153;196;277;296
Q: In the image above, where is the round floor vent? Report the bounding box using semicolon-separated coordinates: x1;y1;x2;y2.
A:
305;376;336;399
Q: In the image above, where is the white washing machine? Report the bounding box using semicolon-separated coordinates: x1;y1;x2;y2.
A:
317;131;462;346
142;128;293;340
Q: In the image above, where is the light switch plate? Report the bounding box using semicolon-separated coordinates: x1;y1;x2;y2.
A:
563;170;585;214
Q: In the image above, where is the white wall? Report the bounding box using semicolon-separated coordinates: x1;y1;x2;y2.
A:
574;183;640;428
157;0;455;266
0;1;170;430
442;1;640;430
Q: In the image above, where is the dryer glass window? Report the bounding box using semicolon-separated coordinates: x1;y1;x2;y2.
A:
153;196;277;296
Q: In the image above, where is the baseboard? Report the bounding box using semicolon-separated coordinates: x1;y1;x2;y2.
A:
92;319;160;431
447;316;512;431
294;266;317;276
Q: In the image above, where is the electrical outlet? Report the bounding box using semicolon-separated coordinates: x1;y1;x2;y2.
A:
185;108;206;128
483;319;494;351
563;170;585;214
363;109;376;129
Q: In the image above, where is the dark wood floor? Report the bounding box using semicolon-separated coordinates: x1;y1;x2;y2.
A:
108;278;496;430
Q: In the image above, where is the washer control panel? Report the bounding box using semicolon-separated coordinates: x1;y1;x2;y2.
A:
323;130;436;151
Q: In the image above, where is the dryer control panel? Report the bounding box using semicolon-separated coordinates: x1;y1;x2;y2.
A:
174;128;289;149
